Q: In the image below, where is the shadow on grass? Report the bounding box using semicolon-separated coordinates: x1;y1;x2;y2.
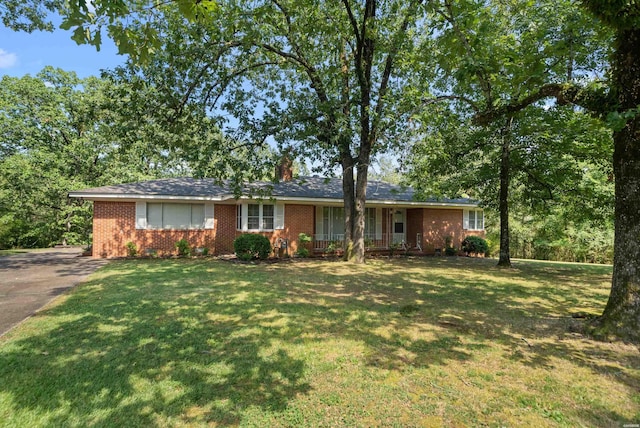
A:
0;261;314;426
0;257;636;426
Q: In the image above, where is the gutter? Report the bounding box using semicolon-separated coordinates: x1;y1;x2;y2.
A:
68;192;479;209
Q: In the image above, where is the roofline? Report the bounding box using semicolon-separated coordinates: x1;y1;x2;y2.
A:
264;195;477;208
68;192;479;208
67;192;232;202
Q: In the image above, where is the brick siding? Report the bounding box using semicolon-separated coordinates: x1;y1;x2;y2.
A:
420;208;485;254
92;201;315;258
92;202;482;258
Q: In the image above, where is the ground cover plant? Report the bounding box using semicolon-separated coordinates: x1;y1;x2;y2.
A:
0;258;638;427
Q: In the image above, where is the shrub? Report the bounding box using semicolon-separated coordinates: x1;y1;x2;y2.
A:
175;239;191;257
296;248;310;258
125;241;137;257
462;236;489;256
445;246;458;256
297;233;312;258
325;240;342;256
389;242;402;257
234;233;272;261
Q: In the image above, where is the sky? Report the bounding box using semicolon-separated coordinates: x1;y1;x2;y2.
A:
0;24;125;78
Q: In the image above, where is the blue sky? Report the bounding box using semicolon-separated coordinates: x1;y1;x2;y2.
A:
0;25;125;78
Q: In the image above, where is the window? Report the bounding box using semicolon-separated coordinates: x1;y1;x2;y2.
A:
316;206;381;240
262;204;274;230
464;209;484;230
147;203;205;229
365;208;377;238
236;203;283;231
247;204;261;230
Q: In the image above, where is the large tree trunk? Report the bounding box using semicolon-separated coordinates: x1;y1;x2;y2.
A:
352;161;369;264
342;162;356;261
594;27;640;343
497;120;512;267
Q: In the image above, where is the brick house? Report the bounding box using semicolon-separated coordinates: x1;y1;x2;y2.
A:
68;176;485;258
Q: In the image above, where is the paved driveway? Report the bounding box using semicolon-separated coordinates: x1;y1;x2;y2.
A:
0;248;107;336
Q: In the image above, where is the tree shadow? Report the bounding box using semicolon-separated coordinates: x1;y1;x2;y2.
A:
0;261;312;426
0;257;636;427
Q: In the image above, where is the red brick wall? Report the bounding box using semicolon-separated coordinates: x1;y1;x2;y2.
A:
406;208;424;249
93;201;136;258
92;201;315;258
216;205;237;255
421;208;485;254
93;201;216;258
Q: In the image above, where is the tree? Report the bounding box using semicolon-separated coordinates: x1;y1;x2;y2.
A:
33;1;424;263
0;67;239;248
409;0;609;267
0;69;114;247
581;1;640;342
468;1;640;341
404;102;613;262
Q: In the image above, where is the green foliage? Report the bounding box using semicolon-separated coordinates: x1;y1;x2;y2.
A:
445;247;458;257
462;236;489;256
0;67;246;249
298;233;312;245
325;240;343;256
389;242;402;257
175;239;191;257
234;233;271;261
125;241;137;257
296;233;312;258
502;214;614;264
0;0;61;32
295;248;310;258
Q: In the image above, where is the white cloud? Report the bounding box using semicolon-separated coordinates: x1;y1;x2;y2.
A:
0;49;18;69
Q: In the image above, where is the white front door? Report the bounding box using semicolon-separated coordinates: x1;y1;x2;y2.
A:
392;209;406;244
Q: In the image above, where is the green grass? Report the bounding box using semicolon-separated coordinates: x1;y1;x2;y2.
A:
0;257;638;427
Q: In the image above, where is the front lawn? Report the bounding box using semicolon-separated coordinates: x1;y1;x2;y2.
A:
0;258;637;427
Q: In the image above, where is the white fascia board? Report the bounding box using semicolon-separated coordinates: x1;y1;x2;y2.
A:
364;199;480;209
67;192;231;202
235;195;479;208
68;192;480;209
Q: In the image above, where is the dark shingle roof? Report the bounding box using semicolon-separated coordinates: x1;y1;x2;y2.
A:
69;176;476;206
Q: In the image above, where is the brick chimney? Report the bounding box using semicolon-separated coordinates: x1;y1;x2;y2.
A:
276;155;293;182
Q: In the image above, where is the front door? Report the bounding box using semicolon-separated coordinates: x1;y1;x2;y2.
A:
392;209;406;244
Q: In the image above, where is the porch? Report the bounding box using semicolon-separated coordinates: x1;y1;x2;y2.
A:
313;232;424;252
313;207;424;252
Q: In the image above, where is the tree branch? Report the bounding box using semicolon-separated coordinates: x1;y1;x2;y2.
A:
341;0;363;49
439;0;493;102
472;82;615;125
369;0;421;148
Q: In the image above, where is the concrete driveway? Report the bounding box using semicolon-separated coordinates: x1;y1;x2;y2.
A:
0;248;107;337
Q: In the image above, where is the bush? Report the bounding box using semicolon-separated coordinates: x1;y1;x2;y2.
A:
445;246;458;256
175;239;191;257
462;236;489;256
325;240;342;256
234;233;272;261
125;241;137;257
389;242;402;257
296;248;310;258
296;233;312;258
